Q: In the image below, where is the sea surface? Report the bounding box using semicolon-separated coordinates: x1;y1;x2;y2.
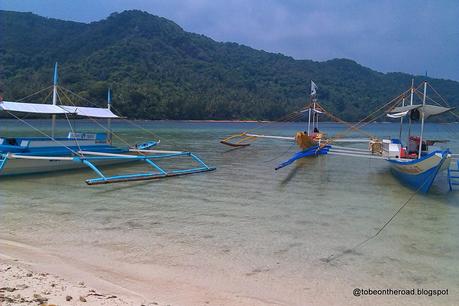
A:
1;119;459;305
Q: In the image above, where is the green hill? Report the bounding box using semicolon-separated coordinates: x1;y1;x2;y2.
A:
1;10;458;121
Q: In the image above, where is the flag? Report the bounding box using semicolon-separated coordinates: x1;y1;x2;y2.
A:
310;80;318;96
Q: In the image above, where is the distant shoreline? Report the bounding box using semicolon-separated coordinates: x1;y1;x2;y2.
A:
1;117;457;124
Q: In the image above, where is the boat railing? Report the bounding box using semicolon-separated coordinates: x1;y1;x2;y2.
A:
67;132;108;143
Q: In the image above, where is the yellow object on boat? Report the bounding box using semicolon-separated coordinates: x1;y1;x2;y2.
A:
295;132;315;149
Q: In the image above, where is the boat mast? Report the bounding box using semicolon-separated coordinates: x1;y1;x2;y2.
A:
308;80;318;135
307;80;313;136
51;62;58;138
418;80;427;159
107;88;112;144
312;101;316;132
407;78;414;144
316;103;319;131
399;96;405;140
307;98;312;136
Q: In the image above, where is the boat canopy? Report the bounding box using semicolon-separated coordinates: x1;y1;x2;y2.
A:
0;101;119;118
0;101;69;114
60;106;118;118
387;104;454;119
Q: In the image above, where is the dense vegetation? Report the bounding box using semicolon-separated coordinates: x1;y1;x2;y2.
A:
1;10;458;121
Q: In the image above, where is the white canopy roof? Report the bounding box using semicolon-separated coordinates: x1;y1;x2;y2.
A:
387;110;409;119
60;106;118;118
0;101;119;118
387;104;454;119
0;101;70;114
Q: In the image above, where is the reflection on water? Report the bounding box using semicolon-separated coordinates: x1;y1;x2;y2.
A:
1;120;459;302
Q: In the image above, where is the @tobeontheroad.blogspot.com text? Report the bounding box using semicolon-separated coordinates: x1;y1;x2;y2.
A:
353;288;448;297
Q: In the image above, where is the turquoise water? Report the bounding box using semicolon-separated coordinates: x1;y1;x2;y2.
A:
1;119;459;304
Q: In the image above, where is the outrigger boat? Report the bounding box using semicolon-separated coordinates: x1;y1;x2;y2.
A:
0;63;215;185
221;79;457;193
221;81;373;170
378;80;454;192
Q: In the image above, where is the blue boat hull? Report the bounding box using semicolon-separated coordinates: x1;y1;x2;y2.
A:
387;150;451;193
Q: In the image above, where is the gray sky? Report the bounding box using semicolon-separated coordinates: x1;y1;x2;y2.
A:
2;0;458;80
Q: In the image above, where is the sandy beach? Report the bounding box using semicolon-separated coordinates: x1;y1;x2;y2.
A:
0;239;147;306
0;262;138;305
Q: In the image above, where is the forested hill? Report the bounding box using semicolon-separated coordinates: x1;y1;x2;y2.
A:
1;10;458;121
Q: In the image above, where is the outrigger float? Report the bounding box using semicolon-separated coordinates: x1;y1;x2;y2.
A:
0;64;215;185
221;80;458;193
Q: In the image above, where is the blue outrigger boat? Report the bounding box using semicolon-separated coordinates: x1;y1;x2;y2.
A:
0;64;215;185
381;80;454;192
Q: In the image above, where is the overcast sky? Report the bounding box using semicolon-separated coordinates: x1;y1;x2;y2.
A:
2;0;458;80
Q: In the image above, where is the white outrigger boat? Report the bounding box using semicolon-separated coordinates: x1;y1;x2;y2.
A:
0;64;215;185
220;80;458;193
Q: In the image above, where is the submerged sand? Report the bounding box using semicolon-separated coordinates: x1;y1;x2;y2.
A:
1;121;458;306
1;235;456;306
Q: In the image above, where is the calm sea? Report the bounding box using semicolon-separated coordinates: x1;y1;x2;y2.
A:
1;119;458;305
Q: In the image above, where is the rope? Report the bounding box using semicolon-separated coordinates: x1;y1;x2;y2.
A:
324;84;425;146
221;104;311;143
57;90;83;153
413;87;459;122
391;84;459;143
427;82;451;107
320;105;375;139
323;160;443;263
17;86;53;102
59;86;161;141
57;87;141;154
41;90;53;104
324;92;408;146
5;110;81;156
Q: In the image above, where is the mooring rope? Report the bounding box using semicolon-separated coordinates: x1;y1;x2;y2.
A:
323;159;446;263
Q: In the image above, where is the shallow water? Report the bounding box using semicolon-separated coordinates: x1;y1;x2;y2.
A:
1;120;459;304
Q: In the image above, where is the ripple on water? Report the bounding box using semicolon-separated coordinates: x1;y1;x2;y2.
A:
1;121;459;301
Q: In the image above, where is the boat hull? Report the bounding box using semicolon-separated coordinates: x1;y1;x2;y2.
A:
0;154;134;176
387;150;451;193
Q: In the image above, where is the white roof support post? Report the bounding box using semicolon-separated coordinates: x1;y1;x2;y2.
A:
408;78;414;146
107;88;112;144
51;62;58;138
399;97;405;141
418;81;427;159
